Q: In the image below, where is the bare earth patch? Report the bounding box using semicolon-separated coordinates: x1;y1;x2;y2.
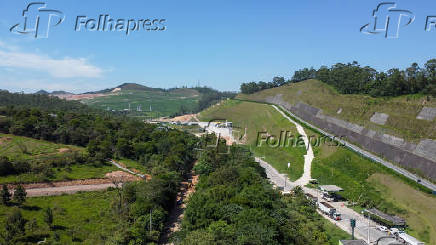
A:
58;148;72;153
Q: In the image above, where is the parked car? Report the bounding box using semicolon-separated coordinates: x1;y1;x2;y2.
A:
376;225;388;232
389;228;400;235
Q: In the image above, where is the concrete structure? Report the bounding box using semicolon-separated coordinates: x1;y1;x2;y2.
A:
265;95;436;183
339;240;367;245
370;112;389;125
364;208;406;228
320;185;343;192
416;107;436;121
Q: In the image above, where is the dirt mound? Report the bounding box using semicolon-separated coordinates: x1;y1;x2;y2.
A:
58;148;71;153
0;137;12;145
105;171;141;182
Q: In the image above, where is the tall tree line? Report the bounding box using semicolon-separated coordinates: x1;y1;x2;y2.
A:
240;60;436;97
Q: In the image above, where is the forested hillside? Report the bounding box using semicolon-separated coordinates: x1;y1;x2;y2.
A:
241;59;436;97
176;143;347;244
0;93;200;244
0;90;90;112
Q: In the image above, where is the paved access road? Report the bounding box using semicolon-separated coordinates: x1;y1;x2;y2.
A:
256;157;399;245
276;105;436;192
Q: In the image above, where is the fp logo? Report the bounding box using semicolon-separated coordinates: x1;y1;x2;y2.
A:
10;2;65;38
361;2;415;39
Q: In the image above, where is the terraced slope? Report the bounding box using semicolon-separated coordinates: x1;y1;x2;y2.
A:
238;79;435;142
237;79;436;181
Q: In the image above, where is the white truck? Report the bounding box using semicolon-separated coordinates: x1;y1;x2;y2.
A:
318;202;341;221
398;232;425;245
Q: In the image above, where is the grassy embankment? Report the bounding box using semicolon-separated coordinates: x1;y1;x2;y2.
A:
0;190;118;244
237;79;436;142
0;134;117;184
200;99;436;244
199;99;306;181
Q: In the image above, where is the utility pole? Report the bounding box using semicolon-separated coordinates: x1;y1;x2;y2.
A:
367;213;370;244
149;209;152;234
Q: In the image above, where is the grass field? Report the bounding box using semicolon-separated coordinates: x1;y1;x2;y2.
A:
0;134;83;161
199;100;306;180
200;99;436;244
82;89;200;118
0;190;118;244
369;174;436;243
0;134;117;184
118;158;147;174
237;79;436;142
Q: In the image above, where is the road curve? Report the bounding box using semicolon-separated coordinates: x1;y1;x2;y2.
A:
271;105;314;186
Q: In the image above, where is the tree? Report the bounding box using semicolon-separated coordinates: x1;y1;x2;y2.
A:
0;157;14;176
1;184;11;205
13;184;27;205
43;207;53;229
4;208;26;243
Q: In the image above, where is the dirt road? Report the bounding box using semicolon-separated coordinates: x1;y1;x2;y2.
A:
272;105;314;186
7;160;146;197
160;162;199;244
25;183;116;197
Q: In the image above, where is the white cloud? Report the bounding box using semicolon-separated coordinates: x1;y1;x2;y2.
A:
0;48;103;78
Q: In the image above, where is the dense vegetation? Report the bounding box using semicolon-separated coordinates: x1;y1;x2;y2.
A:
0;90;90;112
239;77;288;94
241;60;436;97
192;86;237;112
169;86;236;117
0;93;201;243
176;143;345;244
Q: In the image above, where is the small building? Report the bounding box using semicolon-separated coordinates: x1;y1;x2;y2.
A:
320;185;343;192
363;208;406;228
319;185;343;201
339;240;367;245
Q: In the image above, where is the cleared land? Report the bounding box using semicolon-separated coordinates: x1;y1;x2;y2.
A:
237;79;436;142
200;99;436;244
0;190;118;244
199;100;306;181
82;88;199;118
0;134;117;184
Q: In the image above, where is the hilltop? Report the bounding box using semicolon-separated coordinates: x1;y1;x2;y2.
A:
33;83;235;118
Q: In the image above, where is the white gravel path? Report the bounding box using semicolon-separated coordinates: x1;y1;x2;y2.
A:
271;105;314;186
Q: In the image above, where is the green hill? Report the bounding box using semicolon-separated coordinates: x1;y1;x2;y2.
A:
199;99;436;243
238;79;435;142
81;84;234;118
82;88;200;118
0;134;116;184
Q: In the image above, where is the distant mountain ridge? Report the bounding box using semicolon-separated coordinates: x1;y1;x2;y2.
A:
83;82;162;94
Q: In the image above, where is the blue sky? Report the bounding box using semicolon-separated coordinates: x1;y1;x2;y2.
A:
1;0;436;93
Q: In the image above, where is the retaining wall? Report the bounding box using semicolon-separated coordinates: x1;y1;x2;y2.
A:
265;94;436;181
